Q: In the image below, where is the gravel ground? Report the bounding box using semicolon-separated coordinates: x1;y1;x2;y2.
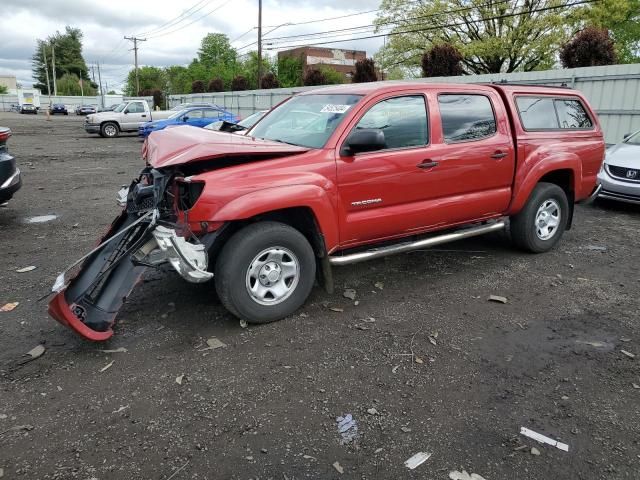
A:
0;112;639;480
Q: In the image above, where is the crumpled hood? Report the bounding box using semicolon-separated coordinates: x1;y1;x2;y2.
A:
605;142;640;169
144;125;309;168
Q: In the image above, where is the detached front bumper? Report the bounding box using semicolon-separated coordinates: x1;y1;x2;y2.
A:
48;171;215;341
84;122;100;134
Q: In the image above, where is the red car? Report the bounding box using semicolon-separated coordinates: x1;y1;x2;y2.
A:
49;82;604;340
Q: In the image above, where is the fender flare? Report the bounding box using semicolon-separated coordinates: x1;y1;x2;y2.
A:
100;120;120;131
508;154;582;215
210;184;340;251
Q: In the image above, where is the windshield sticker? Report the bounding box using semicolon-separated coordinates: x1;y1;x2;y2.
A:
320;104;352;114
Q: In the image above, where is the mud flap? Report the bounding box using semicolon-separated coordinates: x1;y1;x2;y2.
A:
48;212;153;341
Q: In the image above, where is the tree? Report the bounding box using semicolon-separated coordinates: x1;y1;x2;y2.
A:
191;80;205;93
0;85;8;94
32;27;94;94
140;88;164;108
375;0;583;74
124;66;166;96
198;33;237;69
352;58;378;83
303;68;327;86
165;65;192;95
317;66;345;84
56;73;97;95
107;90;116;95
421;43;463;77
231;75;249;91
260;72;280;89
208;78;224;92
582;0;640;63
277;56;304;87
238;51;275;89
560;27;617;68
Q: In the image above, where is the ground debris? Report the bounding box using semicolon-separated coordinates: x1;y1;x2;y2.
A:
175;374;185;385
16;266;36;273
366;408;378;415
531;447;541;456
337;414;358;444
1;302;19;312
25;345;45;360
620;350;635;359
520;427;569;452
332;461;344;474
329;307;344;312
404;451;431;470
99;347;128;353
488;295;508;304
449;470;487;480
239;319;248;328
204;337;227;350
99;361;114;373
374;282;384;290
343;288;356;300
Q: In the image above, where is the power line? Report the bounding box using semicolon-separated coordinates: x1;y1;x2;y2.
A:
135;0;216;37
263;0;514;43
264;0;599;50
145;0;234;39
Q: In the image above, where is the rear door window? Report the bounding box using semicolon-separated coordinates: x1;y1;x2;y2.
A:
438;94;496;142
554;99;592;128
515;97;559;129
127;102;146;113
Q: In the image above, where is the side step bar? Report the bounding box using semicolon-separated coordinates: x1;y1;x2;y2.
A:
328;220;506;266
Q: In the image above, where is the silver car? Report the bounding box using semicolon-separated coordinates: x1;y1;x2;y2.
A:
597;130;640;204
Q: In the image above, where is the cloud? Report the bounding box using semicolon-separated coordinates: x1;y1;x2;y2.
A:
0;0;384;90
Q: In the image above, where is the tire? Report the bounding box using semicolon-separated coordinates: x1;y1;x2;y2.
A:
215;221;316;324
100;122;119;138
510;182;569;253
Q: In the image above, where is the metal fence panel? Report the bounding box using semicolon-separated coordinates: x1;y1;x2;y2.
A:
168;64;640;143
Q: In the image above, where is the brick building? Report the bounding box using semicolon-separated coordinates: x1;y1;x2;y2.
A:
277;47;367;81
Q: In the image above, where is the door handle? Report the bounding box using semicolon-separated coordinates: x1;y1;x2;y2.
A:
141;114;147;118
490;151;507;159
417;160;439;169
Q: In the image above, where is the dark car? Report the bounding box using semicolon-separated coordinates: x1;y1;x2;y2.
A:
20;103;38;114
75;105;97;115
0;127;21;204
50;103;68;115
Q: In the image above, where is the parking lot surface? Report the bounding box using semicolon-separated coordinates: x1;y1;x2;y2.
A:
0;112;638;479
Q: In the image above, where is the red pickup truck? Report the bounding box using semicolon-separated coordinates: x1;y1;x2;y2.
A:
49;82;604;341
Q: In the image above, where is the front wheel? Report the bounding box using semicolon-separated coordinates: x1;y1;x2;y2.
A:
510;182;569;253
215;221;316;324
100;122;119;138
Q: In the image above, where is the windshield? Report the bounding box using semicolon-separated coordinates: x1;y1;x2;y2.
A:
249;94;363;148
168;109;188;119
238;111;266;128
113;103;126;113
624;130;640;145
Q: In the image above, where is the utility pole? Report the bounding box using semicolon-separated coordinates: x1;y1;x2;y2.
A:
90;64;96;83
51;43;58;96
124;36;147;95
97;62;104;108
257;0;262;89
79;68;84;97
42;46;52;99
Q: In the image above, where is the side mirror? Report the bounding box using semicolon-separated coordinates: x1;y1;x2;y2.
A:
342;129;386;156
123;109;129;114
623;133;631;140
183;116;189;122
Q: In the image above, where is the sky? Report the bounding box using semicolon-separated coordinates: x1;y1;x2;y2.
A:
0;0;384;92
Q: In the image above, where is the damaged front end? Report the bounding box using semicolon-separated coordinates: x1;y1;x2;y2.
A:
48;167;214;341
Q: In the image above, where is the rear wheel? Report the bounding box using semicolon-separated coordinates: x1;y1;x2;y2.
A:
100;122;119;138
510;182;569;253
215;221;316;323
